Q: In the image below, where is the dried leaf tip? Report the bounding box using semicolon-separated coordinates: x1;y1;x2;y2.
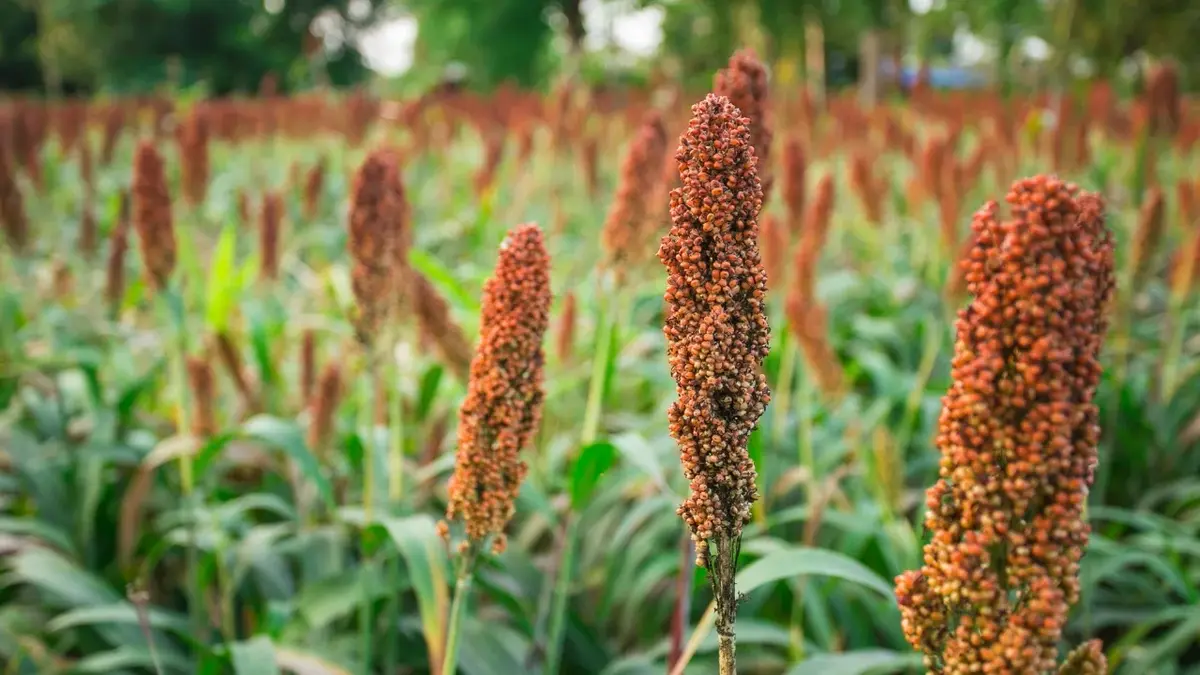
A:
659;93;770;561
441;223;551;555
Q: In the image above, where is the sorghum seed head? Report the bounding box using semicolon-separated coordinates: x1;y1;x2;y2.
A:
659;93;770;560
131;140;176;291
895;175;1115;674
443;223;551;553
347;148;403;344
714;49;773;201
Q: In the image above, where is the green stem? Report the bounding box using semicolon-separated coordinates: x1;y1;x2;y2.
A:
1160;296;1188;402
543;518;579;675
580;290;619;446
442;548;479;675
389;344;406;502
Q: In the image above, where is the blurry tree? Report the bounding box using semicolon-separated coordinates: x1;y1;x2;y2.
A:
0;0;44;91
2;0;389;94
407;0;593;88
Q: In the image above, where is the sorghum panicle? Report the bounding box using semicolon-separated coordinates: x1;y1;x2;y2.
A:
303;159;325;220
442;223;551;554
260;190;283;281
131;140;177;291
758;212;786;291
408;267;473;382
347;149;403;344
213;332;258;412
300;329;317;406
714;50;773;201
555;290;577;363
307;362;343;457
781;137;806;237
1130;186;1164;288
176;108;209;207
186;353;217;438
658;93;770;561
895;176;1115;675
0;131;28;253
601;110;669;274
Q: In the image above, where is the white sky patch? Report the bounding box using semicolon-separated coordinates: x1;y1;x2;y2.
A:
357;14;418;75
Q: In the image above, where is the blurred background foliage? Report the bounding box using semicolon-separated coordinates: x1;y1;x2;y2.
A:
3;0;1200;96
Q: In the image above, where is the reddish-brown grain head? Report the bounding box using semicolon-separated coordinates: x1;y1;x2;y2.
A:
131;140;176;291
896;176;1115;674
260;191;284;281
347;148;403;344
443;223;551;553
658;93;770;561
186;353;217;438
714;49;773;201
601;110;669;276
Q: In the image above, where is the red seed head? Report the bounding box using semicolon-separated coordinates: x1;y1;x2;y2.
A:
896;176;1115;673
714;49;773;201
659;93;770;559
601;110;669;277
131;140;176;291
347;148;404;344
259;190;284;281
443;223;551;553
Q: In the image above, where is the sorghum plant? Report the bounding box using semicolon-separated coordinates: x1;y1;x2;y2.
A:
659;93;771;675
895;176;1116;674
130;140;176;292
439;222;551;675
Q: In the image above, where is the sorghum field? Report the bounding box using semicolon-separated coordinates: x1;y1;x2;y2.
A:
2;53;1199;675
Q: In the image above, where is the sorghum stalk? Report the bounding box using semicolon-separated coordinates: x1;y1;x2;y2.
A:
439;223;551;675
895;176;1115;675
659;94;771;675
105;191;131;320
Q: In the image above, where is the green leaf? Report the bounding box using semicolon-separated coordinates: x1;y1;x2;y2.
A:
378;515;451;667
72;646;192;673
570;440;617;509
784;650;923;675
736;545;896;598
230;636;281;675
47;603;190;635
205;223;240;332
409;248;480;314
238;415;334;510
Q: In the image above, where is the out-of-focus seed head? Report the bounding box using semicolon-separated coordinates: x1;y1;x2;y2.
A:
443;223;551;553
300;329;318;406
131;140;177;291
407;266;473;382
1130;186;1165;289
896;176;1115;674
186;353;217;438
347;148;403;344
307;361;343;458
658;93;770;562
303;158;326;220
601;110;669;277
260;190;283;281
781;136;806;236
758;211;786;292
555;290;577;363
0;127;28;253
714;49;773;201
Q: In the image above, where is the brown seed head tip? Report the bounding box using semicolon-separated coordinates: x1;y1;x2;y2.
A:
444;222;551;549
307;361;343;455
347;148;404;342
659;93;770;551
1058;640;1107;675
897;175;1115;673
131;140;176;290
714;49;772;199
